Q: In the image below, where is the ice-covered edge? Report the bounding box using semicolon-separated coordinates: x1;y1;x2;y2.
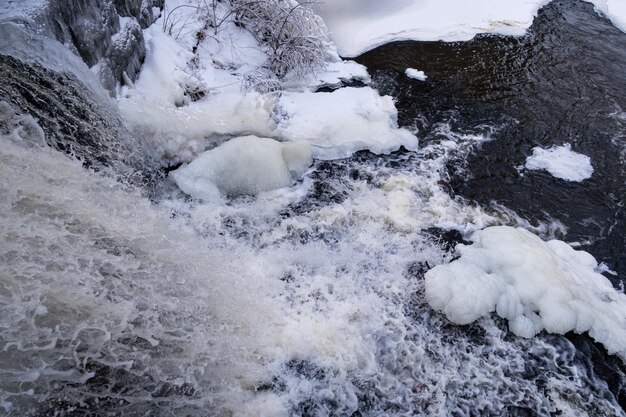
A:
426;226;626;361
316;0;625;57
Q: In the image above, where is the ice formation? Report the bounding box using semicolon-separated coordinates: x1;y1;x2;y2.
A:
425;226;626;359
118;13;413;163
524;143;593;181
405;68;427;81
276;87;418;159
170;136;312;200
115;28;277;161
316;0;626;57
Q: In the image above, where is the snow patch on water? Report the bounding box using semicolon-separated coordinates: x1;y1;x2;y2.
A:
405;68;427;81
426;226;626;358
524;143;593;181
306;60;371;90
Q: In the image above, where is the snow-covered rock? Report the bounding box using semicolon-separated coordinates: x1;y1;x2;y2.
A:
117;1;418;163
425;226;626;359
171;136;312;200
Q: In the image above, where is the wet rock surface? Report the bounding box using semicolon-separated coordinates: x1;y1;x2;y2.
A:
0;54;158;185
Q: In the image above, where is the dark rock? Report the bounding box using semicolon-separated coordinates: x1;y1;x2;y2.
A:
425;228;471;251
44;0;119;68
106;18;146;88
114;0;164;29
19;0;164;93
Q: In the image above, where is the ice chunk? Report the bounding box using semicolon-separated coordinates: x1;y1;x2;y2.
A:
405;68;427;81
276;87;418;159
171;136;312;200
524;143;593;182
425;226;626;360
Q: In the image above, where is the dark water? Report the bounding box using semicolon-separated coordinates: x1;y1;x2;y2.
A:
356;0;626;280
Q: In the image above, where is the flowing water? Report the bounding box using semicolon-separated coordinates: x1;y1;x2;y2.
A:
357;0;626;279
1;1;626;416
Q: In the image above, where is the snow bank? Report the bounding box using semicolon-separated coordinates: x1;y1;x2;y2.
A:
276;87;418;159
591;0;626;33
171;136;312;200
117;30;275;162
118;18;409;163
315;0;626;57
425;226;626;359
524;143;593;181
405;68;427;81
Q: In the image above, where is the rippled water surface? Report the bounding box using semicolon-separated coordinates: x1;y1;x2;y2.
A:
357;0;626;278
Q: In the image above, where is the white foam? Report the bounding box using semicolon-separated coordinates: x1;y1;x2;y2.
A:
171;136;312;200
276;87;418;160
426;226;626;359
405;68;427;81
315;0;626;57
2;102;620;414
524;143;593;181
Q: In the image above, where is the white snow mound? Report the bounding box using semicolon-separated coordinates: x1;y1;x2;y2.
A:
525;143;593;181
276;87;418;160
425;226;626;360
171;136;312;200
405;68;427;81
